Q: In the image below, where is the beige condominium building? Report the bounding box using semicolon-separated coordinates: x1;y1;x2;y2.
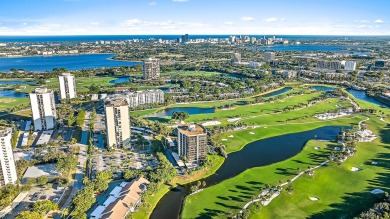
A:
177;124;208;163
105;98;131;149
143;58;160;80
29;88;57;131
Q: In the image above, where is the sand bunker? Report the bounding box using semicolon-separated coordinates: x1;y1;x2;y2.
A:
351;167;361;172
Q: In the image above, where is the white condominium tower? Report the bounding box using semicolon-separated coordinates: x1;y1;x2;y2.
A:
263;52;275;62
0;129;18;186
344;61;357;71
30;88;57;131
58;73;76;99
105;98;131;149
143;58;160;80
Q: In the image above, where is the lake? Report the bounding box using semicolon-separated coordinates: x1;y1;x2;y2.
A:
0;90;27;98
151;126;345;219
0;80;35;85
346;89;389;108
109;76;130;84
312;86;335;91
0;54;140;72
147;107;215;117
262;87;292;97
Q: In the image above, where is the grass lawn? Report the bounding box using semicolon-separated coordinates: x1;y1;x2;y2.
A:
250;116;390;218
0;97;29;113
182;115;390;219
133;155;225;219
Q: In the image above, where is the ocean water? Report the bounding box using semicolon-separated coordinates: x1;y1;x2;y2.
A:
0;54;140;72
0;35;387;43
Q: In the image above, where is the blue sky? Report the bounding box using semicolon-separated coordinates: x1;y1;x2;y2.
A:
0;0;389;35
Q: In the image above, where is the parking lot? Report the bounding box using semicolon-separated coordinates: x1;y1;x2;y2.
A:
4;185;65;219
92;149;158;174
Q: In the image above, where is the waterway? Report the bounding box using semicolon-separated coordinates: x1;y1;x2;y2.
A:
346;89;389;108
147;107;215;118
0;54;140;72
151;126;345;219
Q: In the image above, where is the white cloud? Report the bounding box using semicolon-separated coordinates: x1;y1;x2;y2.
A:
355;20;369;23
224;21;234;25
263;17;279;22
172;0;189;2
122;19;142;26
374;19;384;23
90;22;99;26
149;1;157;6
241;16;255;21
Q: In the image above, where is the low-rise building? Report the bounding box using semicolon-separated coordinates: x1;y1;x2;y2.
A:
90;177;150;219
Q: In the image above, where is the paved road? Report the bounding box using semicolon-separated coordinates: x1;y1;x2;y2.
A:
60;144;87;211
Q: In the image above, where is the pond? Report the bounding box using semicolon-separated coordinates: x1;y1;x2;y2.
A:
109;76;130;84
0;90;28;98
311;86;335;91
346;89;389;108
0;80;35;85
147;107;215;118
262;87;292;97
151;126;346;219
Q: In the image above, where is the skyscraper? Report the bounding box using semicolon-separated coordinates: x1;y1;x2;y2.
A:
317;60;328;69
30;88;57;131
263;52;275;62
344;61;357;71
0;129;18;187
177;124;207;163
328;61;342;70
233;53;242;64
105;98;131;149
58;73;77;99
181;34;189;43
143;58;160;80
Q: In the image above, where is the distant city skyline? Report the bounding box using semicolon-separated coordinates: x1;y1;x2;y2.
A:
0;0;390;36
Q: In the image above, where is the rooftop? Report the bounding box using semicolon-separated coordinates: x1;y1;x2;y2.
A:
22;163;59;181
105;98;128;107
178;124;206;136
60;72;73;77
34;87;53;94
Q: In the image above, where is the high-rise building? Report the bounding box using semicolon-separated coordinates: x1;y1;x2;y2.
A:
263;52;275;62
30;88;57;131
58;73;76;100
181;34;189;43
177;124;207;163
232;53;242;64
317;60;327;69
344;61;357;71
328;61;342;70
105;98;131;149
0;129;18;187
143;58;160;80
